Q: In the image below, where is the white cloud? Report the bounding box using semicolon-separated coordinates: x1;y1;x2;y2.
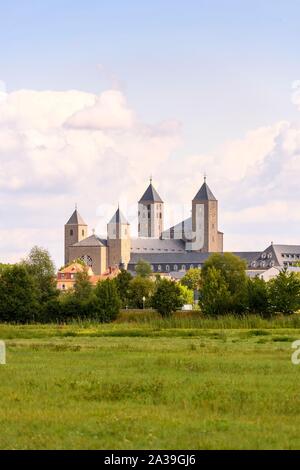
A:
65;90;135;130
0;83;300;266
0;87;181;265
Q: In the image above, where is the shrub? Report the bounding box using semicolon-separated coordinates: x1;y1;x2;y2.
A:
93;279;121;322
127;276;154;309
247;277;270;316
200;253;248;315
135;259;152;278
269;269;300;315
152;278;184;317
115;269;133;307
0;264;40;323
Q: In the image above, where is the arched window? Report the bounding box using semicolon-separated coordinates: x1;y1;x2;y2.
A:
181;265;186;271
70;229;73;236
190;264;194;269
166;265;170;271
82;229;85;237
174;265;178;271
158;265;162;271
80;255;92;267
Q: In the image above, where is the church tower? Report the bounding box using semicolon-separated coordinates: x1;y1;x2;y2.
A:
64;208;88;265
187;177;223;252
138;179;164;238
107;207;131;269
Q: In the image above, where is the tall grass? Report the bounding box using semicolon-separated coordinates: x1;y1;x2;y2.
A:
116;309;300;329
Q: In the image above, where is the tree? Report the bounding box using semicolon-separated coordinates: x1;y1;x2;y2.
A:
23;246;58;304
127;276;154;308
269;269;300;315
181;268;201;291
0;265;39;323
247;276;270;316
74;270;92;302
0;263;11;273
199;266;231;316
135;259;152;278
93;279;121;322
152;278;184;317
200;253;248;315
178;284;194;305
115;269;133;306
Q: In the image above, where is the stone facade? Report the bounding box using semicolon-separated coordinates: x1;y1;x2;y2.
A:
64;209;88;265
107;208;131;269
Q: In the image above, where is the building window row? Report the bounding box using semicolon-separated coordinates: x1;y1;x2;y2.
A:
137;263;202;273
282;253;300;259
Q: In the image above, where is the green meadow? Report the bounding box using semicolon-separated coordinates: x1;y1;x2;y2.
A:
1;312;300;450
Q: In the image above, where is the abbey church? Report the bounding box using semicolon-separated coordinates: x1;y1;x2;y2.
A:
64;178;300;276
64;178;225;275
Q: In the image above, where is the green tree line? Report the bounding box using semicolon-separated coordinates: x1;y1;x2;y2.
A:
0;250;299;323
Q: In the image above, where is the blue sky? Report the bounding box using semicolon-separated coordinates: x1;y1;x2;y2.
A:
1;0;300;150
0;0;300;265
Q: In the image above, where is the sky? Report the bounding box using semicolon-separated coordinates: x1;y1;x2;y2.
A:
1;0;300;267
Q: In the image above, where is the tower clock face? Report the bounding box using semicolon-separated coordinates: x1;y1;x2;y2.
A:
80;255;92;267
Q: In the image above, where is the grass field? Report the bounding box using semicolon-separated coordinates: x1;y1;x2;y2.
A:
1;313;300;449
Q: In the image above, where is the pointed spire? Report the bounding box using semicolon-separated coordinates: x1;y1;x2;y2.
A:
66;208;87;225
139;180;163;203
193;178;216;201
108;207;129;225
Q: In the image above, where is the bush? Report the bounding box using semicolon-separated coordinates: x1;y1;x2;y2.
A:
200;253;248;315
152;278;184;317
269;269;300;315
115;269;133;307
0;264;40;323
135;259;152;278
178;284;194;305
127;276;154;309
23;246;58;304
247;277;270;316
93;279;121;322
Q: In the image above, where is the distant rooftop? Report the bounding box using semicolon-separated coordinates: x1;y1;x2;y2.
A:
108;207;129;225
72;234;107;247
66;209;87;226
139;181;163;203
193;178;217;201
